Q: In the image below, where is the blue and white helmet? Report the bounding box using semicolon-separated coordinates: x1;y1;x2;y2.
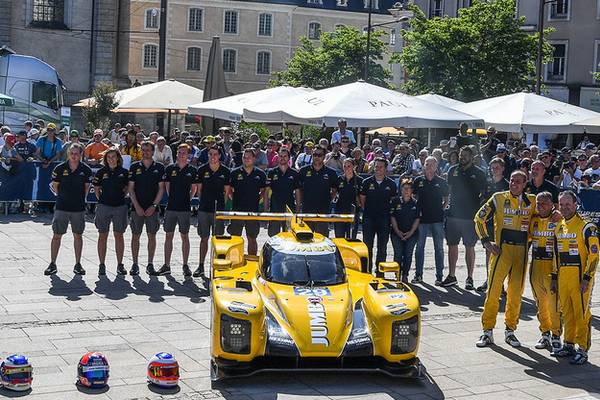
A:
147;352;179;387
0;354;33;391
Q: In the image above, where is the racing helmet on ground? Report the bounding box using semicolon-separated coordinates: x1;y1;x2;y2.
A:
0;354;33;391
147;352;179;387
77;352;109;388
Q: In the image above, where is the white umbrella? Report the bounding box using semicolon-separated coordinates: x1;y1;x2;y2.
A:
243;81;483;128
455;92;600;134
416;93;465;109
75;79;204;113
573;116;600;132
188;85;313;122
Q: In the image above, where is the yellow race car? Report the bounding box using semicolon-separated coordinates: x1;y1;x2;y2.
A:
210;212;422;380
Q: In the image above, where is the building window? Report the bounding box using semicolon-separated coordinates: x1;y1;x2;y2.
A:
145;8;159;29
390;28;396;46
457;0;471;13
363;0;379;9
187;47;202;71
337;0;348;6
188;8;203;31
430;0;443;17
307;0;323;4
257;51;271;75
143;44;158;69
223;49;237;73
550;0;569;19
258;13;273;37
32;0;65;28
308;22;321;40
224;10;239;34
546;43;567;81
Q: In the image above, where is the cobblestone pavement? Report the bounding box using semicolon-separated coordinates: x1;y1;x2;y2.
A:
0;214;599;400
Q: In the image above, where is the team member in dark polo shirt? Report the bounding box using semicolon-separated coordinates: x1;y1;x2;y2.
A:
92;148;129;276
298;146;338;236
525;160;559;203
158;144;197;277
444;146;486;289
391;178;421;283
227;148;267;255
413;156;448;285
128;141;165;276
334;158;362;239
265;147;300;236
360;157;397;274
44;143;92;276
195;145;230;278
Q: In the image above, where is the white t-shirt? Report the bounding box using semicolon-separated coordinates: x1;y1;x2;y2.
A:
584;167;600;181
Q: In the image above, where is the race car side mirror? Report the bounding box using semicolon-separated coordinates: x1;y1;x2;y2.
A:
378;261;400;281
213;259;233;271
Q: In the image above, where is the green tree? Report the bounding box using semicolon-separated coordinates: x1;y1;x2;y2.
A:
399;0;553;101
272;26;394;89
82;82;118;133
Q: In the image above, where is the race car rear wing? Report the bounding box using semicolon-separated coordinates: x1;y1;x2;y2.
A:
214;211;355;223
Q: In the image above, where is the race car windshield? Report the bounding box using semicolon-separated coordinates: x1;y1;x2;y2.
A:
262;246;346;286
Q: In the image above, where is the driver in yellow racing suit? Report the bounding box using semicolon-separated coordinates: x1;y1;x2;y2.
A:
551;190;598;365
474;170;536;348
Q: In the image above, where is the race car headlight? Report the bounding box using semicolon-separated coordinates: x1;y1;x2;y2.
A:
265;310;299;356
220;314;251;354
391;315;418;354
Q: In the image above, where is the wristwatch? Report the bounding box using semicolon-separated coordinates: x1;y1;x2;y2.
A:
152;203;158;208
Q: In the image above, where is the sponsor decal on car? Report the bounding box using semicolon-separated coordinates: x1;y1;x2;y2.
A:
294;287;332;297
307;297;329;346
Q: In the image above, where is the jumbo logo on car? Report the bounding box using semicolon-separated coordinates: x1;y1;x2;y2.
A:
307;297;329;346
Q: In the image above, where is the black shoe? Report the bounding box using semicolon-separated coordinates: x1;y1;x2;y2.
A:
193;265;205;278
44;262;57;276
146;263;156;276
183;265;192;277
116;263;127;275
73;263;86;275
441;275;458;287
465;277;475;290
130;263;140;276
98;263;106;276
476;281;488;293
156;264;171;276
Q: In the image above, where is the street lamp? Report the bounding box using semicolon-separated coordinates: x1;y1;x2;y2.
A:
363;1;413;82
535;0;557;95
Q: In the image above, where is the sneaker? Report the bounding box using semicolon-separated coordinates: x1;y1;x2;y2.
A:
193;265;205;278
401;275;409;284
156;264;171;276
182;265;192;277
555;343;576;358
98;263;106;276
476;281;488;293
116;263;127;275
146;263;156;276
534;332;551;350
434;279;443;286
504;329;521;348
130;263;140;276
550;335;562;355
411;276;422;284
465;277;475;290
570;349;588;365
73;263;86;275
44;262;57;276
476;330;494;347
441;275;458;287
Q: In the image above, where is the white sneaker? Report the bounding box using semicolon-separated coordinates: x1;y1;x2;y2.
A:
504;329;521;348
534;332;551;349
550;335;562;355
476;330;494;348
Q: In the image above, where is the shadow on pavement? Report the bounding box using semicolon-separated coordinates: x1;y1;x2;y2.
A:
48;274;93;301
147;383;181;395
0;387;32;397
94;275;135;301
491;344;600;395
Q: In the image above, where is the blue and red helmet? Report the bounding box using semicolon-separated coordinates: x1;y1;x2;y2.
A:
0;354;33;391
77;352;109;388
147;352;179;387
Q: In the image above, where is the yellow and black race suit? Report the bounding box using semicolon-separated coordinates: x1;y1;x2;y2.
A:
474;190;536;331
529;215;561;337
553;214;599;351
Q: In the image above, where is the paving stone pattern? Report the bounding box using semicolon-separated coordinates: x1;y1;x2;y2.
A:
0;215;599;400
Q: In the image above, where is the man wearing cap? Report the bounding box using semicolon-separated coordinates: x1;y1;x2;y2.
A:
331;119;356;144
495;143;516;180
583;154;600;183
391;143;415;176
36;123;63;168
14;130;37;161
295;141;314;169
481;127;500;162
84;129;109;166
526;160;559;203
198;135;218;165
0;134;19;172
44;143;92;276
